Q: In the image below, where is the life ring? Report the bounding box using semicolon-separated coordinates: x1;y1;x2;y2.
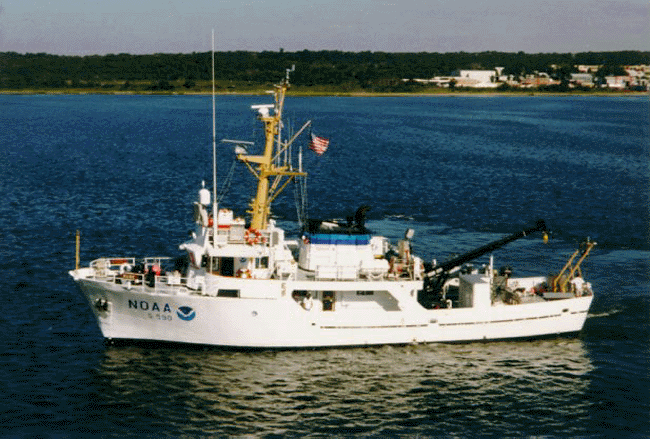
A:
245;228;263;245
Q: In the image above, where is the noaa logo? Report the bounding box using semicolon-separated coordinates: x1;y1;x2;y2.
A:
176;306;196;321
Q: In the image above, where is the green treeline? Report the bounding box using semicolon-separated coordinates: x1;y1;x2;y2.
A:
1;50;648;93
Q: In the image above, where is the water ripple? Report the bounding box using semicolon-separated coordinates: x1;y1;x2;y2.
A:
54;340;595;436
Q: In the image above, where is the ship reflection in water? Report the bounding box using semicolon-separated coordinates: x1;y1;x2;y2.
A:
94;339;593;436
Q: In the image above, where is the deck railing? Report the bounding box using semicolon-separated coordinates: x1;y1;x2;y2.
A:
312;264;418;281
88;257;195;294
207;226;270;246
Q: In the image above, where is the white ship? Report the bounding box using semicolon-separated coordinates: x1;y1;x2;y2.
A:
69;72;595;349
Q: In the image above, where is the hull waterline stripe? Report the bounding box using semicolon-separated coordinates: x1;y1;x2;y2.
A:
438;310;587;327
321;324;428;330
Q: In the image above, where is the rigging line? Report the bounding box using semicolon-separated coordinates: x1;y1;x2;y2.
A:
287;117;293;171
217;159;238;203
293;123;303;228
300;126;309;226
301;174;309;225
293;176;306;229
293;165;309;228
293;173;300;220
272;120;312;164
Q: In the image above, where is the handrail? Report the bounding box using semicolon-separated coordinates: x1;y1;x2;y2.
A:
90;257;173;270
87;268;191;294
88;257;190;291
312;264;419;281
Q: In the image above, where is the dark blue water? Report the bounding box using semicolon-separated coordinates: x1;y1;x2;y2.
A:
1;94;648;437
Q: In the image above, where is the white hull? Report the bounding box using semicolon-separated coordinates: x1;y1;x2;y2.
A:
71;271;592;348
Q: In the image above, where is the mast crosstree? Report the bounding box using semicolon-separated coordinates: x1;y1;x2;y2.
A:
237;76;308;230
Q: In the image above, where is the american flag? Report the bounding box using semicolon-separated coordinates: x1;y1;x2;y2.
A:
309;133;330;155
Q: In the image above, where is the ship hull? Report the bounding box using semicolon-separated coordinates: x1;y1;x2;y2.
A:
72;275;592;348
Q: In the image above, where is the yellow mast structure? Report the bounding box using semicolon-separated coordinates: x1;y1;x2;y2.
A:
237;74;307;231
552;240;596;292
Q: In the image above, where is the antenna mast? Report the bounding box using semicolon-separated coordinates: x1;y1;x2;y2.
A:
238;67;306;230
212;29;218;234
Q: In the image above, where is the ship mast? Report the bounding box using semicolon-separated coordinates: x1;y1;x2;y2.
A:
211;29;218;237
237;70;307;230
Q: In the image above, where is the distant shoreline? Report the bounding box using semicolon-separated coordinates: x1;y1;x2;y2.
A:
0;89;647;97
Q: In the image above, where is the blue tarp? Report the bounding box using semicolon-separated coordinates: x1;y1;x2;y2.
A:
307;234;371;245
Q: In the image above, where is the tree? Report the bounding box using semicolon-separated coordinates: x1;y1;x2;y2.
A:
0;50;648;92
595;64;628;79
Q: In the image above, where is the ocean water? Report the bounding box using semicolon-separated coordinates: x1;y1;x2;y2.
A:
0;93;648;437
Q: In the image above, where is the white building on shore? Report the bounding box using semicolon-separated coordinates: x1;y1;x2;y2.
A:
404;64;649;90
404;68;504;88
451;69;502;88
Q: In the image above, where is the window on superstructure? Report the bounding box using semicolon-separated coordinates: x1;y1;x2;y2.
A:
256;257;269;269
220;257;235;276
217;289;239;298
292;290;309;301
209;257;219;273
322;291;335;311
